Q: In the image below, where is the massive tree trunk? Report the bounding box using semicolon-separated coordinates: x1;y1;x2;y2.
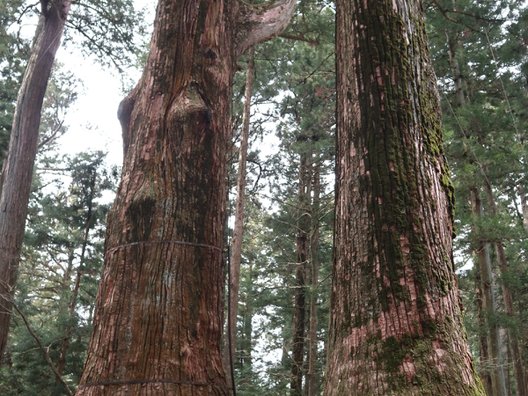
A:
0;0;71;359
76;1;295;394
325;0;484;394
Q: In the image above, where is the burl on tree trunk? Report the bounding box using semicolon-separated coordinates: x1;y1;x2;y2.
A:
76;1;294;395
325;0;484;395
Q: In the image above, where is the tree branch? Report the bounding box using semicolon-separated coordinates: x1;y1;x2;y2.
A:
278;32;319;45
12;303;73;395
429;0;505;33
235;0;296;57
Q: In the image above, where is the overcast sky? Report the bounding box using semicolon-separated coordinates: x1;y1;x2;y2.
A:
55;0;155;168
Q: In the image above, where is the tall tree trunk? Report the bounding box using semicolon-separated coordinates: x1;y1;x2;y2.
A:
326;0;484;394
447;30;508;395
76;1;295;394
475;265;493;395
484;182;526;396
240;261;253;368
291;150;310;395
0;0;71;359
225;47;255;393
305;158;321;396
470;188;508;396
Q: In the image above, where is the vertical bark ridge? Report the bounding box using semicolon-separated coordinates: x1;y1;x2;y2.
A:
77;1;231;394
77;1;296;394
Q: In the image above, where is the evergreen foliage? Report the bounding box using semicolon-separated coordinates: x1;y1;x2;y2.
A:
0;0;526;393
0;151;116;394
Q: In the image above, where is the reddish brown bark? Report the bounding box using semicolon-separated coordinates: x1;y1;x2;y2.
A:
76;1;294;394
325;0;483;394
0;0;71;359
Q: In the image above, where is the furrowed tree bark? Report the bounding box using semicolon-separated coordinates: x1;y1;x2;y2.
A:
326;0;484;394
0;0;71;359
226;46;254;394
76;1;295;395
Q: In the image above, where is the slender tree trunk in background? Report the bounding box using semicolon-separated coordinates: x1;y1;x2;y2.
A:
470;188;508;396
475;267;493;395
57;171;97;377
484;182;527;396
519;186;528;233
226;47;255;393
326;0;484;394
76;1;295;394
446;30;506;395
240;261;253;368
305;158;321;396
291;151;310;396
0;0;71;360
446;35;466;107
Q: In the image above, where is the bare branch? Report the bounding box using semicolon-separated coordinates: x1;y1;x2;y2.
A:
235;0;296;57
278;32;319;45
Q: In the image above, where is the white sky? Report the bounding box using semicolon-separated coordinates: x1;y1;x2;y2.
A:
54;0;155;168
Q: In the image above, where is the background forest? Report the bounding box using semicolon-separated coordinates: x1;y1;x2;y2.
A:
0;0;526;395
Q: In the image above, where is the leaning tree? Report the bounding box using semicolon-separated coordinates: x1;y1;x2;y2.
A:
324;0;485;394
0;0;141;359
76;0;295;394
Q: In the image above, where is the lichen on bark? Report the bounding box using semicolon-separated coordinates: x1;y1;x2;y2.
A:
325;0;484;394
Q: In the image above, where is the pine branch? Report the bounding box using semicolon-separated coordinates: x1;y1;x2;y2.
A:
12;303;73;396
